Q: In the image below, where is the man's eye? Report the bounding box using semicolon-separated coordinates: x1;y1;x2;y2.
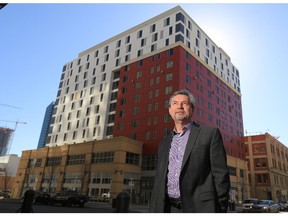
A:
182;102;189;106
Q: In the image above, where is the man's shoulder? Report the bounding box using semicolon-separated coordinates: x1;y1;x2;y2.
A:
193;122;218;132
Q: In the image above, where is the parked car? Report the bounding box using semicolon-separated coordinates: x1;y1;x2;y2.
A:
279;201;288;211
51;190;89;207
34;191;52;205
242;198;259;213
251;200;280;213
101;192;110;200
0;190;11;199
277;202;285;211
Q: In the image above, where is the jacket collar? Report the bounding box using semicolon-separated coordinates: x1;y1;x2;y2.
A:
181;121;201;171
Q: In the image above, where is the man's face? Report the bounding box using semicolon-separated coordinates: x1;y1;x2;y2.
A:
169;94;193;124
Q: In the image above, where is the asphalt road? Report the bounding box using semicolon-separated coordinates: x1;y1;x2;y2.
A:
0;199;117;213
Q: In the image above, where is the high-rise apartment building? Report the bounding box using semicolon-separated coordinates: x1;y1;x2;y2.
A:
46;6;246;201
37;102;54;149
0;127;14;156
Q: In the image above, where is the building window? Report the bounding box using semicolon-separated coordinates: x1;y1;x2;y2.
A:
104;45;109;53
175;34;184;43
92;152;114;164
167;48;173;56
142;154;157;171
119;110;125;118
137;60;143;67
228;166;236;176
166;73;173;81
164;114;171;123
109;103;116;112
137;30;143;38
137;49;143;57
151;44;156;52
126;44;132;53
63;173;82;185
152;33;158;42
256;174;269;184
111;92;117;100
165;38;169;46
166;60;173;68
150;24;156;33
136;70;142;78
186;75;191;84
67;154;85;165
175;23;184;34
106;126;113;136
164;17;170;26
169;26;173;35
125;35;130;44
135;83;141;89
253;143;266;154
120;98;126;105
176;12;185;23
126;152;140;166
46;157;62;167
134;95;140;102
131;120;138;128
28;158;42;168
107;114;115;123
141;38;146;47
165;86;173;94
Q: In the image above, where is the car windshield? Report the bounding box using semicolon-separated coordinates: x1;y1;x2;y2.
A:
259;200;269;205
244;200;257;204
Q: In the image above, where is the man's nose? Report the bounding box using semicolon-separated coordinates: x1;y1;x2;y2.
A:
178;102;184;108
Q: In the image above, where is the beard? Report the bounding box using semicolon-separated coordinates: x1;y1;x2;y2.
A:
174;113;188;121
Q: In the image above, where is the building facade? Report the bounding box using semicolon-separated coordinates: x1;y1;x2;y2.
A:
12;136;143;202
244;133;288;202
0;127;14;156
37;102;54;149
43;6;246;202
0;154;20;197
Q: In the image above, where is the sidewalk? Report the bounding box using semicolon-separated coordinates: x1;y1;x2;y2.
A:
86;201;149;213
87;201;241;213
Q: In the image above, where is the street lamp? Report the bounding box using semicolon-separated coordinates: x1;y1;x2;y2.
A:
129;179;134;205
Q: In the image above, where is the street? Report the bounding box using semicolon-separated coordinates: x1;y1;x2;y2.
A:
0;199;121;213
0;199;260;213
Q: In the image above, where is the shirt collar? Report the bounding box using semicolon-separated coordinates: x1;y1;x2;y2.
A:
173;122;192;136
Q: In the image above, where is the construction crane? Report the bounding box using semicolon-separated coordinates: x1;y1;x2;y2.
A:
0;120;27;155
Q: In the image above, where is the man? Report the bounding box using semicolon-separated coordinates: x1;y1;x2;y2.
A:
149;89;230;213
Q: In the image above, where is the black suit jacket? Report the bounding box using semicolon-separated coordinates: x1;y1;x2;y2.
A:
149;122;230;213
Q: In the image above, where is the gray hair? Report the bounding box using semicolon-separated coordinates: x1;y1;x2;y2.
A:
169;89;195;111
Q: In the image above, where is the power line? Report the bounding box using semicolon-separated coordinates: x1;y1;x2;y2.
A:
0;103;22;110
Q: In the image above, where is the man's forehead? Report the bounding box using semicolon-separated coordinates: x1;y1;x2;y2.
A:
172;94;189;100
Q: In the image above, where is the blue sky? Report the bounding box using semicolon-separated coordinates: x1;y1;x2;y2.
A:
1;3;288;156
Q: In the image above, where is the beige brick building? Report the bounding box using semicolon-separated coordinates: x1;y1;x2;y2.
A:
12;136;143;203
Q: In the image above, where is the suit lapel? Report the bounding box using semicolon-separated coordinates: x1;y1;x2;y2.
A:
162;134;173;178
181;122;201;171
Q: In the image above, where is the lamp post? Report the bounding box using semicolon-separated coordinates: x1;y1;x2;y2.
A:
129;179;134;205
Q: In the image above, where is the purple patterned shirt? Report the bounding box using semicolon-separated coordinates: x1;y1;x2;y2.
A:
167;122;192;198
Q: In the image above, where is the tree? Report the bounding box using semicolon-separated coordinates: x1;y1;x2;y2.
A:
79;163;90;195
0;164;13;198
